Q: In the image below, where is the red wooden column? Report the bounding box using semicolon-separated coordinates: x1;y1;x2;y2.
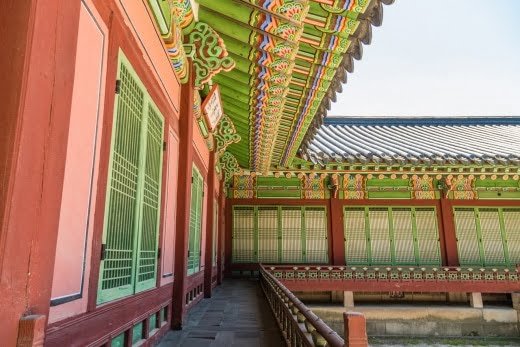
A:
203;153;216;297
217;182;226;284
224;198;233;277
329;196;346;265
0;1;81;345
439;197;459;266
171;62;195;329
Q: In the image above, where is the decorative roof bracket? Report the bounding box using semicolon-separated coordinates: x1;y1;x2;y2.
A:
214;114;241;159
184;22;236;89
220;151;242;182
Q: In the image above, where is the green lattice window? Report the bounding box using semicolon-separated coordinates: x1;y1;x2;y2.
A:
454;207;520;266
187;166;204;275
232;206;328;264
232;207;255;262
343;207;441;266
97;52;164;304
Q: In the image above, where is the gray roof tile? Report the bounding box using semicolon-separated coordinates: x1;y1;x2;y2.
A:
300;117;520;166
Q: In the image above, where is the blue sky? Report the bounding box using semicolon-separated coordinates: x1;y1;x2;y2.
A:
329;0;520;117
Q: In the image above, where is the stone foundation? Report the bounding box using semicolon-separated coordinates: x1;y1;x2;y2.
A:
310;305;519;338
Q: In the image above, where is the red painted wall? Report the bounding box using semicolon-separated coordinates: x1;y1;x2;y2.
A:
160;129;180;286
0;0;184;345
49;0;108;323
0;1;81;345
86;0;182;309
47;0;185;342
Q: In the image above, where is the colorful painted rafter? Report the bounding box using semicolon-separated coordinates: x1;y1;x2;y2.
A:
148;0;192;83
197;0;393;172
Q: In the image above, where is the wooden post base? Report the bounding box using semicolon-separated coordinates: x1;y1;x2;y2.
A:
17;315;46;347
343;311;368;347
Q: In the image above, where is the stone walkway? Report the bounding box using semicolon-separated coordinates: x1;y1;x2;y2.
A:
158;279;284;347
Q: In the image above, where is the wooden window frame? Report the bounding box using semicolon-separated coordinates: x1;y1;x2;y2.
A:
231;205;329;264
97;52;164;305
454;206;520;267
343;206;441;266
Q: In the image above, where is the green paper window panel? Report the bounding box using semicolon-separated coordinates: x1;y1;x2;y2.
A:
160;307;165;323
415;208;441;264
231;206;329;264
368;208;392;264
149;313;158;331
258;207;279;263
454;207;517;266
232;207;255;263
136;101;164;292
111;332;126;347
391;208;416;264
344;206;440;266
281;207;303;263
454;208;481;265
98;53;164;304
305;207;328;263
503;209;520;265
344;208;368;264
132;322;144;345
479;209;506;265
188;166;204;275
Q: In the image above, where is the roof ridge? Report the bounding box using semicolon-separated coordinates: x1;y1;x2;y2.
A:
323;116;520;126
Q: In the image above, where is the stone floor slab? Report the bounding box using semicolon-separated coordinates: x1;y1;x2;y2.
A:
157;279;284;347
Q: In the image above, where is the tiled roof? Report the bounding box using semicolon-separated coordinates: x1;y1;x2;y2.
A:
300;117;520;166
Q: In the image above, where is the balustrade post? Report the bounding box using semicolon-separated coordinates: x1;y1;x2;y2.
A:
343;312;368;347
260;266;345;347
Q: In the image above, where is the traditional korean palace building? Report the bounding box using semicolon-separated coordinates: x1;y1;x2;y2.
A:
1;0;519;346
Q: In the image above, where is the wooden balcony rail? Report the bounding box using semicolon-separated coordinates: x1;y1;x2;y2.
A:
259;264;346;347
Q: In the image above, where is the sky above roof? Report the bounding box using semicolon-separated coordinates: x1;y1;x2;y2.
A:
329;0;520;118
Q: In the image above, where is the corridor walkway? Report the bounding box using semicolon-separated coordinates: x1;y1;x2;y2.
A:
158;279;284;347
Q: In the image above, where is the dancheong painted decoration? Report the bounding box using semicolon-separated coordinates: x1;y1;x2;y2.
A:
197;0;394;173
147;0;394;177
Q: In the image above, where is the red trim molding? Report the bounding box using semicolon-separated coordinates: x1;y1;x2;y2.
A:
45;284;173;346
267;266;520;293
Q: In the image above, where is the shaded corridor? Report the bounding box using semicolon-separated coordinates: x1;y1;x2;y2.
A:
158;279;284;347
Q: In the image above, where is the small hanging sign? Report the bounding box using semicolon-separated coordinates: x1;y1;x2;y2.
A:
201;84;224;132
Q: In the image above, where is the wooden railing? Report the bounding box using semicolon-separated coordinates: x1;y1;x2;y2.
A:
260;264;365;347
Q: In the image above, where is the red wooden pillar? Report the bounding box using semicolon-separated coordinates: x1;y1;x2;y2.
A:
224;198;233;277
171;62;195;329
329;197;346;265
0;1;81;345
217;182;226;284
203;153;216;297
439;197;459;266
